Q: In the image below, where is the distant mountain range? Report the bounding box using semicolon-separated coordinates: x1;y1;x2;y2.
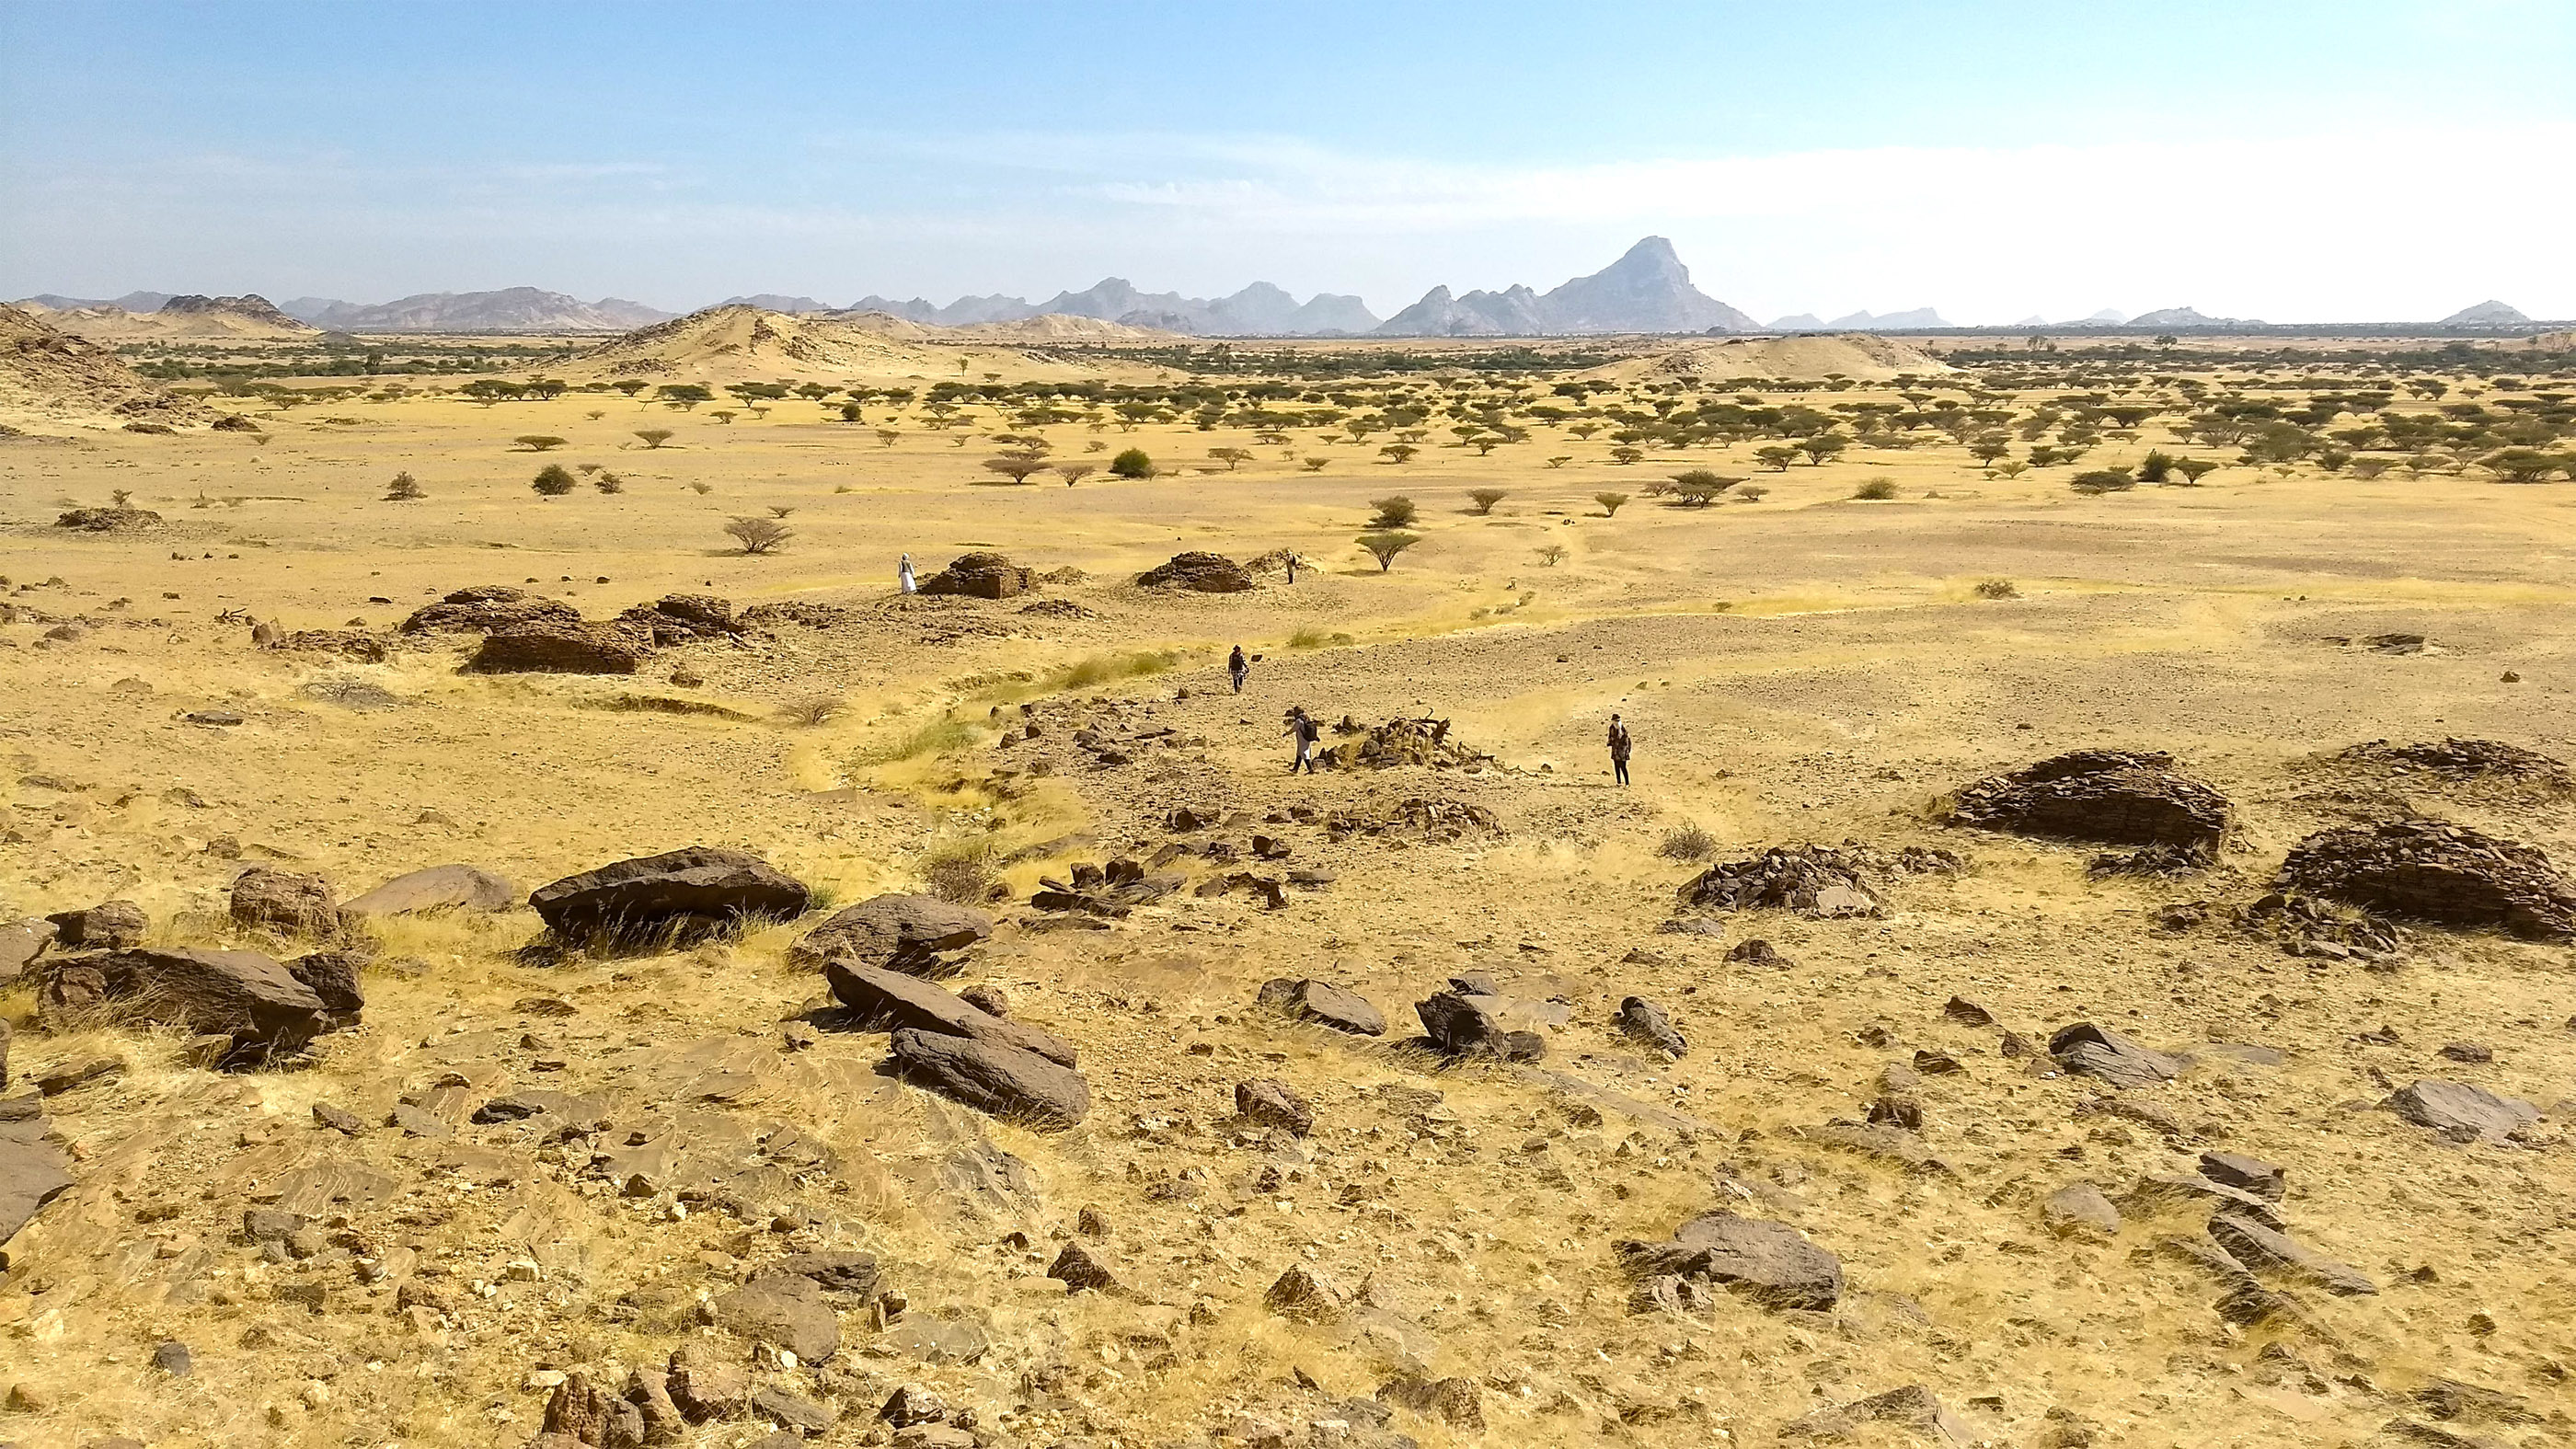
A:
844;278;1383;336
273;289;675;332
1374;237;1758;337
1770;306;1951;330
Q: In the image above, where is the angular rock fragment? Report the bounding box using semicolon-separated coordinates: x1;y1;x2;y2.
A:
541;1373;645;1448
342;863;519;917
285;949;368;1024
1234;1077;1314;1136
1949;749;2231;858
888;1028;1090;1129
1255;977;1386;1036
1615;995;1688;1056
530;846;810;945
52;947;330;1057
1377;1374;1484;1430
1;1102;75;1250
1416;989;1545;1062
2207;1212;2378;1295
707;1274;839;1363
230;867;340;937
1047;1240;1121;1294
746;1385;834;1436
788;893;992;973
2042;1181;2122;1237
1798;1121;1953;1176
1781;1384;1968;1443
666;1343;750;1421
1616;1210;1843;1311
2382;1078;2541;1143
917;552;1033;599
615;592;742;643
1135;551;1254;592
824;962;1076;1064
2048;1021;2180;1090
766;1250;879;1296
1261;1265;1349;1322
2279;820;2576;940
2198;1150;2285;1200
44;900;145;949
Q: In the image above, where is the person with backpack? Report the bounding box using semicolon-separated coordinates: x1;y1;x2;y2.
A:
1284;706;1322;774
1607;713;1633;786
1228;644;1249;694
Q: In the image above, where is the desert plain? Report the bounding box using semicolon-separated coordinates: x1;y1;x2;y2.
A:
2;307;2575;1449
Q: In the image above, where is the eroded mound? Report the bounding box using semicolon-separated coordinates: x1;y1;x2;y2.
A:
1135;551;1254;592
402;585;581;635
1328;717;1493;771
2277;820;2576;940
1677;842;1965;918
1950;750;2231;858
918;552;1034;599
2335;738;2570;789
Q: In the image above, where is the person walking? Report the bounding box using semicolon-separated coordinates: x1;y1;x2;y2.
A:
1284;554;1298;584
1228;645;1249;694
1607;713;1633;787
898;553;917;594
1284;706;1322;774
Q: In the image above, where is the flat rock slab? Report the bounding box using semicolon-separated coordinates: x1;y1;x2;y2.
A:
1781;1384;1969;1443
1256;977;1386;1036
824;961;1076;1064
2043;1181;2123;1237
1616;1210;1844;1311
707;1274;838;1363
0;1112;74;1250
466;619;656;674
2049;1021;2180;1090
2383;1078;2541;1143
529;846;810;945
888;1028;1090;1129
789;893;992;972
62;947;329;1052
342;864;519;916
2207;1212;2378;1295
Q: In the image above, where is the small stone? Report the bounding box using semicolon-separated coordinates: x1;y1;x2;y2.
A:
1263;1265;1350;1323
153;1340;192;1375
880;1384;947;1426
1048;1239;1122;1294
2439;1041;2493;1064
2042;1182;2122;1237
1234;1077;1315;1136
2198;1151;2286;1201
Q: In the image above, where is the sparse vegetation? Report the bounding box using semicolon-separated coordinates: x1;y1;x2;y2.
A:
1656;822;1718;861
1851;477;1900;500
1369;496;1418;527
531;464;577;496
1974;579;2019;599
1594;491;1628;515
1109;447;1155;478
512;434;567;452
384;472;425;501
1356;531;1420;571
1537;544;1569;566
723;515;792;553
634;429;674;449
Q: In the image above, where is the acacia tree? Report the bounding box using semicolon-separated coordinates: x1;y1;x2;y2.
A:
1369;496;1418;527
1208;447;1254;471
634;429;674;449
657;384;713;410
2172;457;2221;486
1466;488;1507;514
724;516;792;554
1378;443;1419;465
1356;531;1420;571
513;435;568;452
1594;491;1628;516
1054;463;1098;487
1797;433;1850;466
983;454;1052;484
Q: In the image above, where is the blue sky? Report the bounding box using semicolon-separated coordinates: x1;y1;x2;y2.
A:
4;0;2571;322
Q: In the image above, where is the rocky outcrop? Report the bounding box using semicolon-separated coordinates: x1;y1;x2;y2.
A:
55;506;164;531
2049;1022;2180;1090
918;552;1034;600
1;1098;75;1257
1949;750;2231;858
1676;843;1963;917
43;947;333;1059
528;847;811;945
400;585;581;635
341;864;518;917
789;894;992;973
888;1028;1091;1129
1616;1211;1845;1310
1135;552;1254;592
1256;977;1386;1036
45;900;145;949
1417;987;1547;1062
466;620;656;674
229;867;341;938
822;962;1077;1065
2278;821;2576;940
615;593;741;643
2382;1078;2541;1143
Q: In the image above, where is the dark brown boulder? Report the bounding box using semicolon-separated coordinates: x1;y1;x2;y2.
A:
1;1099;75;1256
466;620;655;675
57;947;330;1055
1134;551;1255;592
2277;820;2576;940
888;1028;1090;1129
286;950;368;1023
45;901;145;949
342;863;518;917
230;867;340;937
1254;977;1386;1036
788;893;992;973
1616;996;1687;1056
1416;989;1546;1062
918;552;1033;599
1949;750;2232;857
529;847;810;945
540;1373;645;1448
1616;1210;1844;1310
1676;843;1962;917
1234;1077;1315;1135
55;506;163;531
822;962;1075;1064
401;585;581;635
707;1274;838;1363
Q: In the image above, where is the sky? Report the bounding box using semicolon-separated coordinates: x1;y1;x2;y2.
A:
3;0;2572;325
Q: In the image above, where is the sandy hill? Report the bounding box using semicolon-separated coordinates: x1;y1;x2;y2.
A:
566;305;1145;385
1582;331;1950;384
0;303;214;426
40;293;319;342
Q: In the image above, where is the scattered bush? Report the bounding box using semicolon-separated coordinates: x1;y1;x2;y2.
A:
1370;496;1418;527
1851;477;1900;500
779;694;845;727
922;840;998;905
724;516;792;554
385;472;425;501
1303;456;1330;472
1109;447;1155;478
1973;579;2018;599
593;472;624;494
1657;822;1718;861
1356;531;1420;571
688;481;714;495
513;435;568;452
1537;544;1570;566
1378;443;1420;465
1466;488;1507;514
634;429;674;449
1594;491;1628;516
2070;468;2136;495
532;464;578;496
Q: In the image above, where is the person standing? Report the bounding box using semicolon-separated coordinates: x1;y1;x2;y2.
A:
898;553;917;594
1228;645;1249;694
1607;713;1632;787
1284;555;1298;584
1284;706;1321;774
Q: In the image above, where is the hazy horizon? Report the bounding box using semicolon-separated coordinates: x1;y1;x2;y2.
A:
4;0;2571;325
